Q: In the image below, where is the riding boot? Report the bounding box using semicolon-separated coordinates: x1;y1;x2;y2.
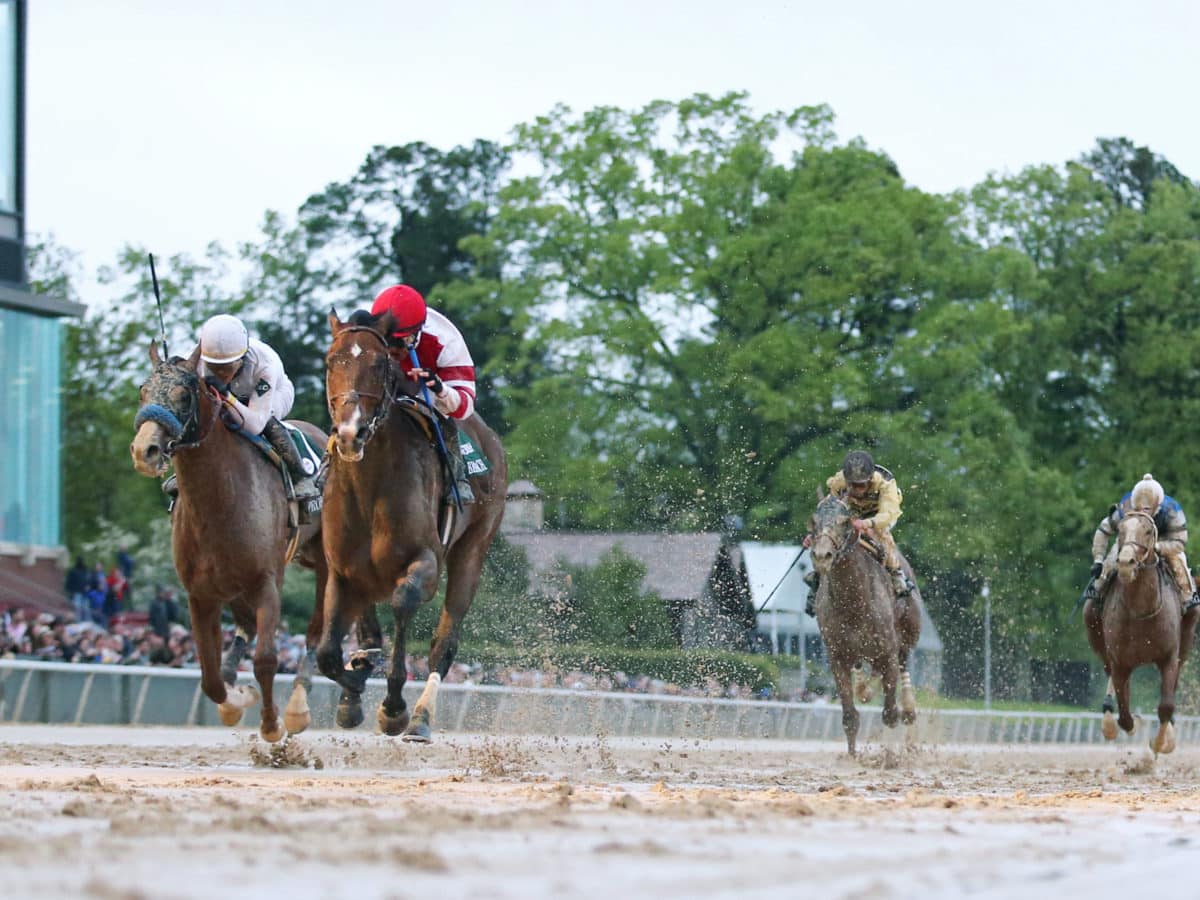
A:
262;418;320;522
889;567;911;599
439;423;475;505
803;570;819;617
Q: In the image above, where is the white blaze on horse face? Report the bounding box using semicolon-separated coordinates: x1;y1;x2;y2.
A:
350;343;363;358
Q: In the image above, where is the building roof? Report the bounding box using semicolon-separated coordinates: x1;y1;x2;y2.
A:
504;531;728;602
506;480;542;498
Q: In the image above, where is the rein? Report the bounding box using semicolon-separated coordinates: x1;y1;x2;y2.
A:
813;497;859;565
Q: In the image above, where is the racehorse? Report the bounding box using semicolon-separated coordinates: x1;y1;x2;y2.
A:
1083;509;1199;753
316;309;507;741
807;491;921;755
130;343;327;741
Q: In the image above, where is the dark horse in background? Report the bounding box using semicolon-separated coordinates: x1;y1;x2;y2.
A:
130;343;328;741
316;309;507;742
808;492;921;755
1084;510;1199;753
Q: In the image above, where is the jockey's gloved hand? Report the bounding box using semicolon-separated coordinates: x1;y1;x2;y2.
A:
204;374;230;397
1090;561;1103;579
411;367;444;395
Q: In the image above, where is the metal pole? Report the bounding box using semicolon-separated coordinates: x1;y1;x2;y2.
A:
983;580;992;710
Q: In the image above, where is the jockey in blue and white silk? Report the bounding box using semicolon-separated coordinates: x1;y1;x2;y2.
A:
1091;473;1200;613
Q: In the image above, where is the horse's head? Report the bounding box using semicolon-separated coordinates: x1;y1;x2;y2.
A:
326;308;409;461
808;492;856;576
130;342;210;477
1116;509;1159;582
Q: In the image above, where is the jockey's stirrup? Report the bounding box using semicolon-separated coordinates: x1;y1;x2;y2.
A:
162;474;178;514
891;569;911;598
1186;591;1200;614
803;570;819;616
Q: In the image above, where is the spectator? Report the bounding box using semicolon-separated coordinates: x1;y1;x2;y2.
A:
64;557;90;623
116;544;135;590
149;586;182;640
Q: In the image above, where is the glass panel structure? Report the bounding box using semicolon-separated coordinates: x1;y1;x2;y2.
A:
0;306;62;544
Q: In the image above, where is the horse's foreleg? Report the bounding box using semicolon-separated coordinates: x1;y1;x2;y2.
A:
285;556;328;736
380;552;439;740
1114;667;1136;735
316;574;370;728
879;658;900;729
832;661;859;756
1151;656;1180;755
252;581;283;743
191;600;233;719
1101;675;1118;740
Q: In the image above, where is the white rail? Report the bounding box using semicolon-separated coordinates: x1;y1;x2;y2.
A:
2;659;1197;744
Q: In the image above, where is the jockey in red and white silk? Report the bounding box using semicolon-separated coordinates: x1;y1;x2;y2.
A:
370;284;476;421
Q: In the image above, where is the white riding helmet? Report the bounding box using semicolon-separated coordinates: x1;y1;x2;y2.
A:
199;314;250;365
1130;473;1165;512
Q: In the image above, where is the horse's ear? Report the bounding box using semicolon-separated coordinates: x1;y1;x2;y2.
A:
184;343;202;371
377;310;397;339
149;340;162;367
328;307;344;335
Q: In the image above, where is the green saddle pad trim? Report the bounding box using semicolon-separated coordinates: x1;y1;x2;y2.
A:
460;435;490;477
282;423;325;474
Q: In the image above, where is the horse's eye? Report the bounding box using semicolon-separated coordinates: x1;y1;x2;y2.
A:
170;386;188;405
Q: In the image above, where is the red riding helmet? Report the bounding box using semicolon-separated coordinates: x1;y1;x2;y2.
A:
371;284;427;337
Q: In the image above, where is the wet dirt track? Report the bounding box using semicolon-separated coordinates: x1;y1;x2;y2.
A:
1;724;1199;899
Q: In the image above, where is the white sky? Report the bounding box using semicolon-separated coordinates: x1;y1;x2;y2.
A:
26;0;1200;273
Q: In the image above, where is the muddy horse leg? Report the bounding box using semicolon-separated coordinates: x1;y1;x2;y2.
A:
252;579;283;743
832;660;859;756
192;599;258;726
879;657;900;728
285;556;327;735
315;573;373;728
898;650;917;725
1151;655;1180;754
1113;666;1136;735
405;543;487;742
1100;674;1118;740
379;550;439;739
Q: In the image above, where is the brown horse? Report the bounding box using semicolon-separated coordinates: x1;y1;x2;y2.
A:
315;310;507;741
130;343;327;741
808;492;921;755
1083;510;1199;753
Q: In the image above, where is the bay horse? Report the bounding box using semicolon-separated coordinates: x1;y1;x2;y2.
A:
1083;509;1199;753
316;309;507;741
130;343;327;741
808;492;921;755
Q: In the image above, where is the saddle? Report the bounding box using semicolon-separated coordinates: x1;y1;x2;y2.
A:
242;425;325;526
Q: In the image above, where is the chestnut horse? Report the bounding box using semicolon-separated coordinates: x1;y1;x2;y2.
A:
1083;510;1199;753
316;310;507;741
130;343;327;741
808;492;921;755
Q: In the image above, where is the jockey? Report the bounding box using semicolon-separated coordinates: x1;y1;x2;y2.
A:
803;450;911;614
369;283;477;504
183;314;318;506
1091;473;1200;613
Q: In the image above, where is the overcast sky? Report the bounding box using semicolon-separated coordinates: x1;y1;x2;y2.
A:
26;0;1200;274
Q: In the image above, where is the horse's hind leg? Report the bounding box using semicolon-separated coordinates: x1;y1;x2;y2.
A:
879;657;900;729
380;551;439;739
1101;675;1118;740
251;580;284;743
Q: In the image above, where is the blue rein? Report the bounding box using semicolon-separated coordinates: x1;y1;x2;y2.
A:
408;347;463;511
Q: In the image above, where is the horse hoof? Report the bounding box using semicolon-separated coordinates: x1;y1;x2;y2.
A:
1102;711;1118;741
882;707;900;728
1151;722;1176;755
402;722;432;743
261;721;285;744
336;699;364;730
218;703;244;727
901;709;916;726
378;706;411;737
284;710;310;735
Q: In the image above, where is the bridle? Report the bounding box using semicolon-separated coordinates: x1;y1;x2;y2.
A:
133;365;221;457
326;326;400;451
812;496;858;565
1118;510;1159;573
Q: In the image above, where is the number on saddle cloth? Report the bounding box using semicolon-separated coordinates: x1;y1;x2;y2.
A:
280;422;324;475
